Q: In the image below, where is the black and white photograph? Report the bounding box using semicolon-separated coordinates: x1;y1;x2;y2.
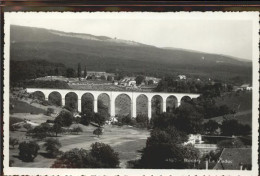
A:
3;12;259;176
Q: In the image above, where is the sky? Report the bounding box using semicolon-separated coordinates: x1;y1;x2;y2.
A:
7;12;256;60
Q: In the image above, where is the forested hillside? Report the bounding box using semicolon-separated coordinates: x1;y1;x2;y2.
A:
10;25;252;83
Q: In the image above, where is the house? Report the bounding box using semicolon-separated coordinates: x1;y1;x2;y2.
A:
213;148;252;170
234;84;252;91
119;77;136;87
85;71;115;80
184;134;204;145
145;76;161;85
178;75;186;80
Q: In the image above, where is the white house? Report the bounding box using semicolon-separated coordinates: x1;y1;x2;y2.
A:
178;75;187;80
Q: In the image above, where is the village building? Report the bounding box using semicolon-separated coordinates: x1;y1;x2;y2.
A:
145;76;161;84
85;71;115;80
233;84;252;91
119;77;137;87
178;75;187;80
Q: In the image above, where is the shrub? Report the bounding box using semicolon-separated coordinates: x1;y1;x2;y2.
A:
93;113;106;127
46;108;55;116
117;115;136;126
71;126;83;135
220;119;251;136
41;100;50;106
18;141;40;162
10;137;19;149
63;105;74;112
90;142;120;168
28;123;52;139
51;143;119;168
23;123;33;131
217;138;245;149
51;122;63;137
55;110;73;127
203;120;219;135
43;138;62;158
135;114;149;128
10;124;21;131
10;117;23;131
80;110;94;126
93;127;103;137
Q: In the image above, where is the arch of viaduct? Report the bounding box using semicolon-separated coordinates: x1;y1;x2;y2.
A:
26;88;200;119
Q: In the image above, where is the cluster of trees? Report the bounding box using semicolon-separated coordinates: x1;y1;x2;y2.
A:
14;137;63;162
203;119;251;136
10;60;66;86
24;80;70;89
194;98;235;119
129;114;200;169
156;76;233;96
27;110;83;139
51;142;119;168
113;114;150;129
11;138;61;162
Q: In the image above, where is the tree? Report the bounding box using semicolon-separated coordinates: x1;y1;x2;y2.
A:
93;127;103;137
10;137;19;149
28;123;52;139
80;111;94;126
175;103;204;134
66;68;76;78
217;138;245;149
100;75;106;80
55;110;73;127
204;120;219;134
51;148;90;168
18;141;40;162
220;119;251;136
135;114;149;128
23;123;33;131
43;138;62;158
148;80;154;85
90;142;120;168
77;63;81;80
135;75;145;85
93;113;106;127
46;107;54;116
51;122;63;137
71;126;83;135
52;143;119;168
151;112;176;130
83;66;87;78
132;125;195;169
107;75;113;81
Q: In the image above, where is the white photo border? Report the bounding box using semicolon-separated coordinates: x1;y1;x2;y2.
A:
3;11;259;176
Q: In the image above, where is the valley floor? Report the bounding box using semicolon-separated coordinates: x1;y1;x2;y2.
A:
9;125;149;168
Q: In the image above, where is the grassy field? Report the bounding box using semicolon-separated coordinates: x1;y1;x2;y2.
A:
9;125;149;168
10;98;46;114
214;91;252;112
205;92;252;127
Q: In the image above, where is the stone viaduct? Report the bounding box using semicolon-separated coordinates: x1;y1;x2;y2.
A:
26;88;200;119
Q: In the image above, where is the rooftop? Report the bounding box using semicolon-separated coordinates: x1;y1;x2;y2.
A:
213;148;252;170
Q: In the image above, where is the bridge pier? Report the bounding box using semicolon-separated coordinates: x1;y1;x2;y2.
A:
61;98;65;107
94;99;98;113
78;99;81;112
131;98;137;118
148;100;152;119
163;100;167;112
110;98;115;117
